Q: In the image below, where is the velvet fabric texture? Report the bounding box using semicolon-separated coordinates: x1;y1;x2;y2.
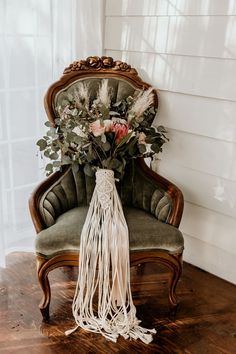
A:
39;162;173;228
54;77;138;115
36;206;184;259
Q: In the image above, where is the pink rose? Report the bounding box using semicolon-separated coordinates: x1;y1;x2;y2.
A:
111;123;129;144
90;119;113;137
90;120;105;137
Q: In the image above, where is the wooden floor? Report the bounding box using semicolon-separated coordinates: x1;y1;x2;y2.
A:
0;253;236;354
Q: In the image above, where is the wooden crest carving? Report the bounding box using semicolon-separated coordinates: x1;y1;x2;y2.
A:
63;56;138;75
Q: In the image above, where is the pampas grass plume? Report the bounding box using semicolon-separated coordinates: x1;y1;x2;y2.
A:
130;87;155;118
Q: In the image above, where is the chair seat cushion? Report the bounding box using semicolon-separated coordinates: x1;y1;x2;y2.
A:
35;207;184;258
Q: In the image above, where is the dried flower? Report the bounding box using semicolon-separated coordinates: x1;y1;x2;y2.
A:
74;82;90;109
128;87;155;120
94;80;112;108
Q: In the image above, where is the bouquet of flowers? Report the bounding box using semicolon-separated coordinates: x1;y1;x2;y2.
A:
37;80;168;178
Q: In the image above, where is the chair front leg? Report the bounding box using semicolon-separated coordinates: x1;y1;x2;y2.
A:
168;253;183;315
36;256;51;321
130;250;183;315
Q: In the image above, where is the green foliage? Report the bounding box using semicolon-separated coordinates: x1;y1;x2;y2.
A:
37;81;168;178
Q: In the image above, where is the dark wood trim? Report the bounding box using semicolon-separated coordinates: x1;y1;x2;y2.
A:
36;249;182;321
44;56;158;126
3;253;236;353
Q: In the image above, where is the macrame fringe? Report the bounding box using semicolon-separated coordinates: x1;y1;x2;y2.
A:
65;169;156;344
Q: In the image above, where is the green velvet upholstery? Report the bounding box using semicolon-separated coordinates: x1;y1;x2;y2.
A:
54;77;138;116
36;206;184;259
39;162;173;229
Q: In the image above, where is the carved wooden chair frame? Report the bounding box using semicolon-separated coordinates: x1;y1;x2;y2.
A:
29;56;184;321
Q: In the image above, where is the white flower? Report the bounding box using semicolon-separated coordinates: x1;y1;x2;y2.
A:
112;117;127;125
72;126;86;137
90;120;105;137
103;119;113;132
138;132;146;145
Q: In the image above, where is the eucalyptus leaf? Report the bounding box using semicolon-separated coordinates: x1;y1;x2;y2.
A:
151;143;161;153
138;144;146;154
53;161;61;167
157;125;167;133
112;101;122;107
102;157;111;168
61;155;71;165
37;139;47;151
84;163;94;177
55;118;61;126
44;149;51;157
102;142;111;152
111;159;122;169
45;163;53;171
49;152;59;160
45;121;53;127
109;111;120;116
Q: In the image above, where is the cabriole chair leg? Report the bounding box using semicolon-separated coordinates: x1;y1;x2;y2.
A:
37;257;51;321
168;254;182;316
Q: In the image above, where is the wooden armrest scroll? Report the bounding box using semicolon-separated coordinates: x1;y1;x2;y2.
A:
137;158;184;228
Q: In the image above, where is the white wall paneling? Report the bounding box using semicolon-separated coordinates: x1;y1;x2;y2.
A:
105;16;236;59
181;202;236;255
156;91;236;143
106;50;236;101
154;160;236;219
159;129;236;181
105;0;236;283
106;0;236;16
183;233;236;284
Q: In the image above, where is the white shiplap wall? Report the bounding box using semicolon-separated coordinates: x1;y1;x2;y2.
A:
104;0;236;284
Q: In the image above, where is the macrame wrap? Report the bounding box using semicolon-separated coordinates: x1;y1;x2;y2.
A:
65;169;156;343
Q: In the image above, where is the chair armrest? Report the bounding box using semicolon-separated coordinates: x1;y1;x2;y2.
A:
136;158;184;228
29;166;72;233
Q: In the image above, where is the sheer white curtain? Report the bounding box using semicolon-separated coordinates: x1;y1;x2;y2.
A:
0;0;77;266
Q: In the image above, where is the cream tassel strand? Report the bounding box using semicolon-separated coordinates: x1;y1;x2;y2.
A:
65;169;156;343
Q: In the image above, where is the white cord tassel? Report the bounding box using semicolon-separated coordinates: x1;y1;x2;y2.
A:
65;169;156;343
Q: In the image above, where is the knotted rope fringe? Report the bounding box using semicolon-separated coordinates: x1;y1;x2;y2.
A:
65;169;156;343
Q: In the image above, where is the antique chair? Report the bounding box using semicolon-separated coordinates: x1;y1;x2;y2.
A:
29;56;184;321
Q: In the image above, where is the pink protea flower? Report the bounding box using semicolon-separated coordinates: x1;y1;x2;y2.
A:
111;122;129;144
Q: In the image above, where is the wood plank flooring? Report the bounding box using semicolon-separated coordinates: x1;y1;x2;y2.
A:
0;252;236;353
